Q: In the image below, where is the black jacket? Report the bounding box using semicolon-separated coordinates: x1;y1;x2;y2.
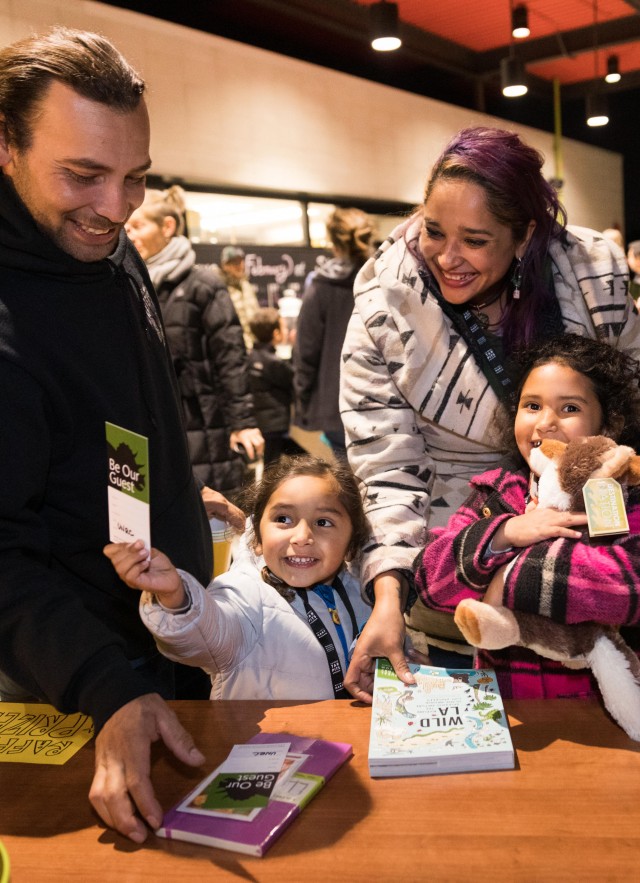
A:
249;343;294;434
293;259;360;435
156;265;255;498
0;175;211;730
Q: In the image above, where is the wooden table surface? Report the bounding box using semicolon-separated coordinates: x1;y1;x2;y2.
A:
1;698;639;882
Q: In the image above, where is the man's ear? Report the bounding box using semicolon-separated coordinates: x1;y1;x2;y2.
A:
0;118;13;166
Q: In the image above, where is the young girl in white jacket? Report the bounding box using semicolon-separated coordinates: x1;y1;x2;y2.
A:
104;456;373;700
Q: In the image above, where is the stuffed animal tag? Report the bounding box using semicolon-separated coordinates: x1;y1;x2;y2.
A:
582;477;629;536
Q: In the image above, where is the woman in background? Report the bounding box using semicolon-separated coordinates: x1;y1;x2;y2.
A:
293;207;375;460
126;186;264;502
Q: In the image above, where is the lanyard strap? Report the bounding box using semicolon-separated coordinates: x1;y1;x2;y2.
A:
418;267;513;402
298;577;357;700
312;577;359;661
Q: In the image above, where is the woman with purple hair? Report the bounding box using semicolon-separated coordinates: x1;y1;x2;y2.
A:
340;126;640;701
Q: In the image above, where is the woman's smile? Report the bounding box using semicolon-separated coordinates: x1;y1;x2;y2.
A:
419;178;526;306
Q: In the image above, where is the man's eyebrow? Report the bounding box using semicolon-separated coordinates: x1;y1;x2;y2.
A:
60;157;153;174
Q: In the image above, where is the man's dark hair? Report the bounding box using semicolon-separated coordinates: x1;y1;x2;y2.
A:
0;26;145;150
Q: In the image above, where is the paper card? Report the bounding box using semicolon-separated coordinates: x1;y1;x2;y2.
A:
106;422;150;551
0;703;94;765
178;742;291;813
583;477;630;537
178;750;306;823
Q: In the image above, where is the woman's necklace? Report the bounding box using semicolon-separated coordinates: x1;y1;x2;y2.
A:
467;287;504;329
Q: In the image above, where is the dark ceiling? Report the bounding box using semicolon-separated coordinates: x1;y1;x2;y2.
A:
101;0;640;238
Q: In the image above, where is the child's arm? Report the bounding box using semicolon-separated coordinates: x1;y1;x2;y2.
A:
414;479;522;614
103;540;187;609
500;493;640;626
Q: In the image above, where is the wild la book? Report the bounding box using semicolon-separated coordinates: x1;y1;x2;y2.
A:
156;732;352;856
368;658;514;777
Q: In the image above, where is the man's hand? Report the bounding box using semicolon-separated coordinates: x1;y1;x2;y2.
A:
201;487;245;531
89;694;205;843
344;571;416;704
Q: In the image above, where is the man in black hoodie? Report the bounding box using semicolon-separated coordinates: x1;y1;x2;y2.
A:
0;27;231;843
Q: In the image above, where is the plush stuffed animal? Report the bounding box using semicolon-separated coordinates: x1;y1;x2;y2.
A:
455;436;640;741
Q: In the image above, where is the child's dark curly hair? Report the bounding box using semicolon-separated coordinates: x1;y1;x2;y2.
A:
498;333;640;458
237;455;370;562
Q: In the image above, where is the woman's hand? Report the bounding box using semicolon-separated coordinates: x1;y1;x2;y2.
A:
344;571;416;704
492;507;588;550
103;541;186;609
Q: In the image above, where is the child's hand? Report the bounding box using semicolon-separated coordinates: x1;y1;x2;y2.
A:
103;541;187;609
494;507;588;550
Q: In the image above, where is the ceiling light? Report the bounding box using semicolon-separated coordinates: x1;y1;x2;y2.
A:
511;5;530;39
605;55;621;84
586;92;609;127
370;1;402;52
501;55;528;97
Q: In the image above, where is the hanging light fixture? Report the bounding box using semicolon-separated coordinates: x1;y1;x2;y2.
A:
501;2;528;97
585;1;609;126
586;92;609;126
501;54;528;97
370;1;402;52
511;5;530;39
605;54;621;84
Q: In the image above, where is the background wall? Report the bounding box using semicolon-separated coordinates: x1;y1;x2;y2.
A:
0;0;624;233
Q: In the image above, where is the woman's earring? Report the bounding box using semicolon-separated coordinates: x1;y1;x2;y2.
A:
511;257;523;300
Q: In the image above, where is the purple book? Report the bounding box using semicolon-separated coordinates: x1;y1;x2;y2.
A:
156;732;353;856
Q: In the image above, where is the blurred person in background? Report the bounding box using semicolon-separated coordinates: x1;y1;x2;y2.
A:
628;240;640;301
126;187;264;501
217;245;260;350
248;307;305;466
602;227;624;252
293;207;375;460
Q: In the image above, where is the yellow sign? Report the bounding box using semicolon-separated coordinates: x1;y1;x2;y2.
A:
583;477;630;537
0;703;94;765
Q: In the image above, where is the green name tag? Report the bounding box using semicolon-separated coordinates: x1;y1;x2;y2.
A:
582;477;629;537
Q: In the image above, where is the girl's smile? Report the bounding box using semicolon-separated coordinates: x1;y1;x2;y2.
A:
257;475;353;589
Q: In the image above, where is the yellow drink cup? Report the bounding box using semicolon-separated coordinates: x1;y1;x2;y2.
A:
209;517;234;578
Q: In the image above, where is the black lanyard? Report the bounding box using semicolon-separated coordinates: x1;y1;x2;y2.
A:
298;577;358;700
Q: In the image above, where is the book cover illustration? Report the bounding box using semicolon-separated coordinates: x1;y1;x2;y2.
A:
156;732;352;856
368;658;514;777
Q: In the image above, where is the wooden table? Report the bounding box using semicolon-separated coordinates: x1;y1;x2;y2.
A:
1;698;640;882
